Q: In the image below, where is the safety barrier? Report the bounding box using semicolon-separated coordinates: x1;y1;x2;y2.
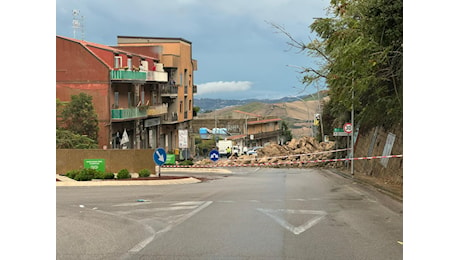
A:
162;150;403;168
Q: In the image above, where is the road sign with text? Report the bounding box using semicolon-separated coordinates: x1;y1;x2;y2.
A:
343;123;353;134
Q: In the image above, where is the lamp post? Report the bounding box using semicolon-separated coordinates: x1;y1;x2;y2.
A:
289;95;313;137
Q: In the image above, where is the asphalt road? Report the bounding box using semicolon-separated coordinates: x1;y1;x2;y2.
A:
56;167;403;260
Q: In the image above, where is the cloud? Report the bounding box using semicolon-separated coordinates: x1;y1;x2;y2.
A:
196;81;252;95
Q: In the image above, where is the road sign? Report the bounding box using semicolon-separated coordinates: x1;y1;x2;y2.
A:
333;132;351;136
84;159;106;173
209;150;219;162
343;123;353;134
153;148;167;166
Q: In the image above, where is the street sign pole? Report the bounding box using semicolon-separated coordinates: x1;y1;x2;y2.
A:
154;148;167;178
343;123;353;172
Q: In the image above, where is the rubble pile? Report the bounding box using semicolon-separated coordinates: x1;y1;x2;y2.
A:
195;136;338;168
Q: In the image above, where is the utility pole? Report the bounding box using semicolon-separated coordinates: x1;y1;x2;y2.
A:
351;61;355;175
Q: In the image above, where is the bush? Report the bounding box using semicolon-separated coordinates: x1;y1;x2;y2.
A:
117;169;131;179
94;171;105;179
66;169;80;179
74;168;98;181
138;168;151;178
179;160;194;166
103;172;115;179
92;171;114;179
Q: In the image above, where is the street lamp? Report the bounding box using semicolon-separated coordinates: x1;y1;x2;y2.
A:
288;95;313;137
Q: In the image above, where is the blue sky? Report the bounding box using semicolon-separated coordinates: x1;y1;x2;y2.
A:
56;0;330;100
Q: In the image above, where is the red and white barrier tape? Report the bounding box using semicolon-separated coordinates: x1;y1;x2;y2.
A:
162;154;403;168
251;148;351;161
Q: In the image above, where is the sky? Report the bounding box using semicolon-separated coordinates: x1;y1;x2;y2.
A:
56;0;330;100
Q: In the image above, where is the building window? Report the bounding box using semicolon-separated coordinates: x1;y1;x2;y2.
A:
180;101;183;113
127;56;132;70
114;56;122;69
114;92;119;108
184;69;188;86
128;92;133;107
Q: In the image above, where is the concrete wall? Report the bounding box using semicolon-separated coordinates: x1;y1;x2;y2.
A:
56;149;157;175
353;124;403;184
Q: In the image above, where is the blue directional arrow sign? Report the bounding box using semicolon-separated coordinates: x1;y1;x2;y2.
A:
209;149;220;162
153;147;167;166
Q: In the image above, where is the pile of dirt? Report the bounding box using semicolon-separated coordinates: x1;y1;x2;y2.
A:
195;136;338;167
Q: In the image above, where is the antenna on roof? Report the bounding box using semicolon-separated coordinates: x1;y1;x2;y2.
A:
72;9;85;40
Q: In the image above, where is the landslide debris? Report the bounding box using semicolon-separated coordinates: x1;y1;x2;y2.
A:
194;136;339;167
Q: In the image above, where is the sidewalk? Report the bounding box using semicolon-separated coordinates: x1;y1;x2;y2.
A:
327;168;403;202
56;168;232;187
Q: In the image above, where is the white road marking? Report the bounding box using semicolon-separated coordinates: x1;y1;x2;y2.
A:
257;208;327;235
172;201;205;206
128;201;213;253
113;201;153;207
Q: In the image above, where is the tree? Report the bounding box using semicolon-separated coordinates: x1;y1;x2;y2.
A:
280;121;293;144
60;93;99;141
56;128;98;149
272;0;402;131
193;106;200;117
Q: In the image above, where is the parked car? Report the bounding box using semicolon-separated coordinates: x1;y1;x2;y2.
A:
247;146;262;156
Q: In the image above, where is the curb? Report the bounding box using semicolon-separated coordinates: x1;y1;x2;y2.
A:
56;175;201;187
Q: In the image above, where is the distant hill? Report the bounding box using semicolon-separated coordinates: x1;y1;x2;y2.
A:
194;94;325;112
194;91;329;139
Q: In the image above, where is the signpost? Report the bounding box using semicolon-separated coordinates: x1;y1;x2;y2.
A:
153;147;167;177
209;150;219;162
333;128;350;137
343;123;353;134
343;123;353;174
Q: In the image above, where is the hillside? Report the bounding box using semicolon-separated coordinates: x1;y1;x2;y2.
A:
196;96;329;139
194;95;325;112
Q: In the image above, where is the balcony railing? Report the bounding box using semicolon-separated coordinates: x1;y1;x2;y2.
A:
163;112;178;123
110;70;146;80
146;71;168;82
147;103;168;116
161;84;178;96
111;107;147;120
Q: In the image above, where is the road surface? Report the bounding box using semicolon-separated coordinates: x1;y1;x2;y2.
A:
56;167;403;259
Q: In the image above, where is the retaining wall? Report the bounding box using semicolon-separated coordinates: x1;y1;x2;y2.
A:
56;149;157;175
353;124;403;184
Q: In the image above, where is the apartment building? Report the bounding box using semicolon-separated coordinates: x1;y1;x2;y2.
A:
115;36;198;154
56;35;197;153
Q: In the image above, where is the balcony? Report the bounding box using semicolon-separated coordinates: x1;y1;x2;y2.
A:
193;85;197;94
161;84;178;96
110;70;146;81
146;71;168;82
162;112;178;123
147;103;168;116
111;107;147;121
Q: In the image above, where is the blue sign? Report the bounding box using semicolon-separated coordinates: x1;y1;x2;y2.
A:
209;149;219;162
153;148;167;166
